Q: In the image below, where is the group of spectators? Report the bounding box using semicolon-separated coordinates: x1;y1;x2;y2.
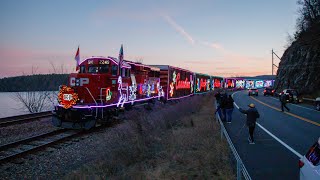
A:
214;90;234;123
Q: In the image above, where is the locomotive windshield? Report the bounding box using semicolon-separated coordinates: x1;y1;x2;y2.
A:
88;65;109;73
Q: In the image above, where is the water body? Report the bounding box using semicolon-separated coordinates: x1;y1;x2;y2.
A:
0;92;58;118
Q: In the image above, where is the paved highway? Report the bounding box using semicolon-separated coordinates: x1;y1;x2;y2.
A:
223;89;319;180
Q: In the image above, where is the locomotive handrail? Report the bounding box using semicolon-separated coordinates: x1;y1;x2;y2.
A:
85;87;98;118
100;87;107;119
99;88;107;104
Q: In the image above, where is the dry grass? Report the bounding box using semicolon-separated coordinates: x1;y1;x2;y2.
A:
67;93;235;179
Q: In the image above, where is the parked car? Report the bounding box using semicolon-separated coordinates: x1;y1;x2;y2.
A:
248;88;258;96
299;137;320;180
278;89;302;103
263;87;275;96
316;97;320;111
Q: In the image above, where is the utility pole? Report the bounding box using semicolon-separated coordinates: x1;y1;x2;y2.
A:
272;49;274;76
271;49;280;76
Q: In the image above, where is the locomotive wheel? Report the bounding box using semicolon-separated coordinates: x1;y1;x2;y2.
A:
64;111;73;122
124;103;132;111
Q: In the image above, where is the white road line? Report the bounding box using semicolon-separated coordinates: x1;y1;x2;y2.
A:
270;97;318;112
233;102;239;109
256;123;303;158
232;91;240;109
290;104;318;112
232;92;303;159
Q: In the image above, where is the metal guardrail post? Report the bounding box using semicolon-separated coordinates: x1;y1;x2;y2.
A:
237;160;242;180
221;125;223;140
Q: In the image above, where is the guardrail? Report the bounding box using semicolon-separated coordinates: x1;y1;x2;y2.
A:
302;98;316;102
215;102;251;180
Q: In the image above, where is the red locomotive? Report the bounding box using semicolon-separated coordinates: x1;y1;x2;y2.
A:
52;46;165;129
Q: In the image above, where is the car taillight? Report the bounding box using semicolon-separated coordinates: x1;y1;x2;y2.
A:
256;90;258;92
298;160;304;168
249;90;252;92
272;90;274;93
263;90;266;93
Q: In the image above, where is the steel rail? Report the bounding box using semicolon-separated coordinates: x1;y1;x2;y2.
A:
0;111;52;128
0;129;79;165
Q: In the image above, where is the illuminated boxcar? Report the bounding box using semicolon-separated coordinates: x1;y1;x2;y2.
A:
235;78;245;90
194;73;212;94
212;76;223;89
245;79;255;89
255;80;264;89
224;78;236;89
263;80;274;87
151;65;193;101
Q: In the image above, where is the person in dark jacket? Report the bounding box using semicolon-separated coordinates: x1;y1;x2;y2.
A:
214;91;222;117
215;91;222;104
220;92;228;121
280;93;290;112
225;95;234;123
239;103;260;144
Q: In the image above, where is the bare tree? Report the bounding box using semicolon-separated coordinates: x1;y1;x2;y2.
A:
14;91;51;113
14;66;51;113
284;32;295;49
296;0;320;34
13;62;69;113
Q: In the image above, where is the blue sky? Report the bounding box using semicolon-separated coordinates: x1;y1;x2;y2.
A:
0;0;298;77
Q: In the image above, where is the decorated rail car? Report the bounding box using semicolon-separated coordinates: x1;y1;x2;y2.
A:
235;78;245;90
152;65;193;101
263;80;274;87
52;56;164;129
224;78;236;89
255;80;264;89
212;76;224;89
194;73;212;94
245;79;256;89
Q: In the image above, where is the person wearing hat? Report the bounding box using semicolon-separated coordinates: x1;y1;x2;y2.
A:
239;103;260;144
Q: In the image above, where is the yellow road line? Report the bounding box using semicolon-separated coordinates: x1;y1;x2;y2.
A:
250;96;320;127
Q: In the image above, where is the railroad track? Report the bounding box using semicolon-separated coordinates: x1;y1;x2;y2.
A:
0;129;81;165
0;111;52;128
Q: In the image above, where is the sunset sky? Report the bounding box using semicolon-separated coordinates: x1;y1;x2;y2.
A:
0;0;298;78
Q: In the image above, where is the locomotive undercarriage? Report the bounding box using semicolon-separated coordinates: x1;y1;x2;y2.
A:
52;105;120;130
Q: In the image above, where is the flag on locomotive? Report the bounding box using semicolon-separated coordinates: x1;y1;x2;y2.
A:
75;46;80;71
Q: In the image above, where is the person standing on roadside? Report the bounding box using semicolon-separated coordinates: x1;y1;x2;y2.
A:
280;93;290;112
239;103;260;144
214;90;222;117
220;91;228;121
225;95;234;123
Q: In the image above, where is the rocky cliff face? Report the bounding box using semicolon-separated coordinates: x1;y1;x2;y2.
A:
274;25;320;97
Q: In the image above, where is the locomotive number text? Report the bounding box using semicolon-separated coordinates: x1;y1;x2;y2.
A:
99;60;109;64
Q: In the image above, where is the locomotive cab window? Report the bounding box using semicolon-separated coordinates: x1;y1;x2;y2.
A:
80;66;86;73
112;65;118;76
99;65;109;73
126;69;130;77
121;68;126;77
88;66;99;73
